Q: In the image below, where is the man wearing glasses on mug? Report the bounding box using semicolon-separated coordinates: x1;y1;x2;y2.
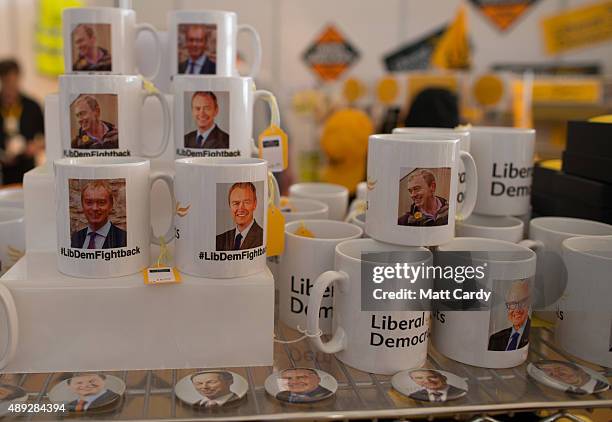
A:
488;279;531;351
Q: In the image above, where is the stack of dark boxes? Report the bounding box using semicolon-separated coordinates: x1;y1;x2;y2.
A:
532;121;612;224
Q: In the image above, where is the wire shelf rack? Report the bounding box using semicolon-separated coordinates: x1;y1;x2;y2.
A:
1;325;610;421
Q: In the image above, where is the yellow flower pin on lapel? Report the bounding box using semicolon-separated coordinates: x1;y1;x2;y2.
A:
414;211;423;220
176;202;191;217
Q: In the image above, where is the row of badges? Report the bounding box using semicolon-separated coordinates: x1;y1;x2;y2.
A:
1;360;609;415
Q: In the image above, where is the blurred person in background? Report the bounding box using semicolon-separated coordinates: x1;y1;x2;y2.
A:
403;88;459;128
0;59;44;185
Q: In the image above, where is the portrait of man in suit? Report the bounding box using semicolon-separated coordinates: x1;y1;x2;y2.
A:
407;369;466;402
533;361;609;394
398;168;450;227
66;373;120;412
275;368;333;403
488;279;531;351
70;180;127;249
184;91;229;149
178;24;216;75
70;94;119;149
216;182;263;251
191;371;238;408
71;24;112;72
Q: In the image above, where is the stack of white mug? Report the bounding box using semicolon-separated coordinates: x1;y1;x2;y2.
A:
53;7;285;284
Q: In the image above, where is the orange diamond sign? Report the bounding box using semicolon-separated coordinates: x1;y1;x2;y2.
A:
469;0;540;32
303;25;360;82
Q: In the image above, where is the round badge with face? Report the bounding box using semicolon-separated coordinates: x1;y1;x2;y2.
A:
0;384;28;417
48;373;125;413
175;370;248;409
265;367;337;404
527;360;610;395
392;368;468;403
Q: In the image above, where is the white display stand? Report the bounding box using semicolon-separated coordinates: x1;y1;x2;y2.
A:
0;82;274;373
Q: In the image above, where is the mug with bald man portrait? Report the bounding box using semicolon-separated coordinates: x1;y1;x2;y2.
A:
488;278;532;352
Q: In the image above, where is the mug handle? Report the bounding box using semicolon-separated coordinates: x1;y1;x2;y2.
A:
135;23;162;80
267;171;280;208
141;87;171;158
150;173;175;245
306;270;349;354
251;90;281;155
237;24;262;78
518;239;544;251
456;150;478;221
0;282;18;370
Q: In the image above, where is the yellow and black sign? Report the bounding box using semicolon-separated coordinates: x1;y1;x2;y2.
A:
302;25;360;82
469;0;540;32
541;1;612;55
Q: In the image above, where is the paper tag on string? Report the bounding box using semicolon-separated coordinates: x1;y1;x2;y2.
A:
258;125;288;172
267;203;285;256
143;267;181;285
143;236;181;285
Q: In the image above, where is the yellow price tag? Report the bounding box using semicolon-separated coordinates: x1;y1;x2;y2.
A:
258;125;288;172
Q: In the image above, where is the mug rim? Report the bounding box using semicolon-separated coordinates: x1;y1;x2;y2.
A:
54;157;149;167
285;219;362;242
289;182;348;197
437;236;535;263
469;126;535;134
393;127;469;136
562;235;612;261
370;133;460;143
457;214;523;230
335;238;431;264
280;197;329;214
530;216;612;237
175;157;266;167
169;9;237;18
64;6;133;13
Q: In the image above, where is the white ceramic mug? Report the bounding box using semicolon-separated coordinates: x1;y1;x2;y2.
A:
366;133;477;246
432;237;536;368
393;127;470;206
289;183;349;221
63;7;161;78
307;238;432;375
268;197;329;285
59;75;170;158
174;157;268;278
0;207;25;276
172;75;279;158
556;236;612;367
520;217;612;312
456;214;524;243
0;282;18;369
54;157;174;278
469;127;535;216
168;10;262;78
279;197;329;222
279;220;362;334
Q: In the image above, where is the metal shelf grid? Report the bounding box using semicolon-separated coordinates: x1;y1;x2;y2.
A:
1;325;610;421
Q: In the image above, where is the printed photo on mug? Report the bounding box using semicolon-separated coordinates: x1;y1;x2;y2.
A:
398;167;451;227
487;278;532;352
178;24;217;75
215;181;264;251
70;94;119;150
69;179;127;249
71;24;112;72
184;91;229;149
